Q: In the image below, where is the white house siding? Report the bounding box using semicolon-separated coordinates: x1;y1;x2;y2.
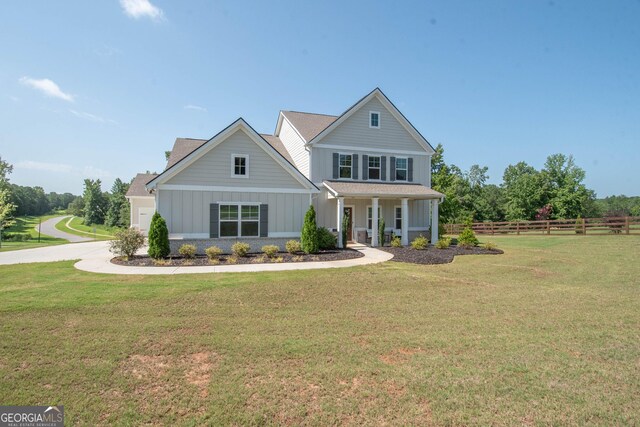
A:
277;117;309;177
158;189;310;237
128;197;155;228
166;129;303;189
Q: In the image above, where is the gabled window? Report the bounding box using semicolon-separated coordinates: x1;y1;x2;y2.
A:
339;154;352;179
395;157;408;181
232;154;248;178
219;204;259;237
369;111;380;129
368;156;381;180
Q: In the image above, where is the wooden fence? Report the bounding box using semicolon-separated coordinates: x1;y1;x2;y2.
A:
445;216;640;236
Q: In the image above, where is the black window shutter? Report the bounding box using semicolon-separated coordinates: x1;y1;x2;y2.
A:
408;158;414;182
362;155;369;180
352;154;359;180
210;203;219;238
332;153;339;179
381;156;387;181
259;204;268;237
390;156;396;182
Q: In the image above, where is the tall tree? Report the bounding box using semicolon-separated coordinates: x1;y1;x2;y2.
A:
502;162;547;221
105;178;130;227
0;156;16;233
541;154;595;219
82;179;108;225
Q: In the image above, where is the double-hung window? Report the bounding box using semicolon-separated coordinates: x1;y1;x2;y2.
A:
395;157;408;181
367;206;382;230
339;154;352;179
232;155;248;177
395;206;402;230
219;204;259;237
368;156;381;180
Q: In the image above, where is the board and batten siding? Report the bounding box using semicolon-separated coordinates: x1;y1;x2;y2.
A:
158;189;309;236
277;117;310;178
165;129;303;189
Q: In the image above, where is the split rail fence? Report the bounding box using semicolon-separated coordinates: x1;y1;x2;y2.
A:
445;216;640;236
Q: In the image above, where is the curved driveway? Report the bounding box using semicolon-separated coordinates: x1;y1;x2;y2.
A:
38;215;93;242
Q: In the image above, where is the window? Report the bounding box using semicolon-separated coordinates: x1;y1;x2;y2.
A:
369;111;380;128
367;206;382;230
395;206;402;230
368;156;381;180
395;157;408;181
339;154;352;179
232;155;247;177
219;204;259;237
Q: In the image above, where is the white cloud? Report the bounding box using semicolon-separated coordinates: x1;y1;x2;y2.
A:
19;77;74;102
15;161;113;179
120;0;165;21
81;166;114;180
184;104;207;112
69;109;117;124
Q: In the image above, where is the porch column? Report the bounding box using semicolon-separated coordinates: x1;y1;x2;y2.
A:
431;199;439;243
401;198;409;246
336;197;345;249
372;197;379;247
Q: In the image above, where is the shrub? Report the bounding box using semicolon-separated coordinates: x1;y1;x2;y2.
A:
2;233;31;242
301;205;319;254
390;236;402;248
261;244;280;258
226;255;238;264
341;210;350;248
482;241;498;251
575;216;584;234
411;234;429;250
459;241;475;249
148;212;170;259
178;244;197;259
435;237;451;249
285;240;302;254
231;242;250;257
108;228;145;260
205;246;223;260
253;254;268;264
458;221;479;247
317;227;337;250
378;217;386;247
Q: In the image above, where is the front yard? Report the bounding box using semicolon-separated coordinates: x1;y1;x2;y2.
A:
0;236;638;425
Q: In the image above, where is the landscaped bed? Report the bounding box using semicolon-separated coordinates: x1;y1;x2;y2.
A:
111;248;363;266
379;244;503;264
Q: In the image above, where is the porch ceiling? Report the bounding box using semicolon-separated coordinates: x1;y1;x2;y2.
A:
323;180;444;200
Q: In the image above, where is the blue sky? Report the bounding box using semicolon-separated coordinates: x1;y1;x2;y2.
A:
1;0;639;197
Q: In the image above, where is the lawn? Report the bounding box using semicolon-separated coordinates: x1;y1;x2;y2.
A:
54;216;117;240
0;236;638;425
0;214;67;252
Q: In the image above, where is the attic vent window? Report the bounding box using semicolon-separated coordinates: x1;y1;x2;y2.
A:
369;111;380;129
232;154;248;178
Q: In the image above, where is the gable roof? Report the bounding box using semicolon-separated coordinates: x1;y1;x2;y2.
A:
146;118;318;192
279;111;338;142
259;134;294;164
166;138;207;169
306;88;435;154
126;173;158;197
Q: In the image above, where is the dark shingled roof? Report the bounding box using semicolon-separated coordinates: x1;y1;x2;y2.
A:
126;173;158;197
281;111;338;142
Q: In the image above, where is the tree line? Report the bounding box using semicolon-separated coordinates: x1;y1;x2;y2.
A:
431;145;639;224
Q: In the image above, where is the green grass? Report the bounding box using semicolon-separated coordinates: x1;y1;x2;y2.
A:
0;236;638;425
55;216;117;240
0;214;67;252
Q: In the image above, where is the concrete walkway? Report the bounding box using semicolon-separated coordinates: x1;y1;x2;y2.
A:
0;240;393;275
38;215;93;242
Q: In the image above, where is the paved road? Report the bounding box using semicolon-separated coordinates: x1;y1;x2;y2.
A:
0;240;111;265
38;215;93;242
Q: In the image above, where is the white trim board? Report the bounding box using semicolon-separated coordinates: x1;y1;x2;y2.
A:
313;144;429;156
157;184;318;194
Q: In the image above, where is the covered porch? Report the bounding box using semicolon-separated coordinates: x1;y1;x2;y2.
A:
323;181;445;248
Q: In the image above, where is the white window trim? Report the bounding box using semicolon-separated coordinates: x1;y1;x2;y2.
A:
218;202;260;238
231;153;249;179
394;205;402;232
366;205;382;231
367;154;382;181
338;153;353;180
395;156;408;182
369;111;381;129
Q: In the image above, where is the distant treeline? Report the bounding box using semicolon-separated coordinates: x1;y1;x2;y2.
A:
9;184;78;216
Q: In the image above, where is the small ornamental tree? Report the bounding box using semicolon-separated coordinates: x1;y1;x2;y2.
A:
148;212;170;259
378;216;386;247
341;210;350;248
301;205;319;254
535;204;553;221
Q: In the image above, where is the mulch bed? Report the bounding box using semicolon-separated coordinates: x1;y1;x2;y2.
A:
379;245;503;265
111;249;363;267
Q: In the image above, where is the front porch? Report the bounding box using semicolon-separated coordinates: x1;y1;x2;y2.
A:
323;181;444;248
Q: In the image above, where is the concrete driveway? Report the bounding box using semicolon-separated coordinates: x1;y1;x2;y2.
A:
0;241;111;265
38;215;93;242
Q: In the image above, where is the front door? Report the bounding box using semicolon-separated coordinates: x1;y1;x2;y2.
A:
343;207;353;241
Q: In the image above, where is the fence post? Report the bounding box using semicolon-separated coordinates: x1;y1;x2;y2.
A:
625;217;630;235
582;219;587;235
516;222;520;235
546;221;550;235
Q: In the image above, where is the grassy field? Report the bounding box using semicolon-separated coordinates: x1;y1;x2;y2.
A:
0;214;67;252
54;216;117;240
0;236;638;425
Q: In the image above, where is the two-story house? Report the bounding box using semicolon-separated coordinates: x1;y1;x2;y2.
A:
125;88;444;253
